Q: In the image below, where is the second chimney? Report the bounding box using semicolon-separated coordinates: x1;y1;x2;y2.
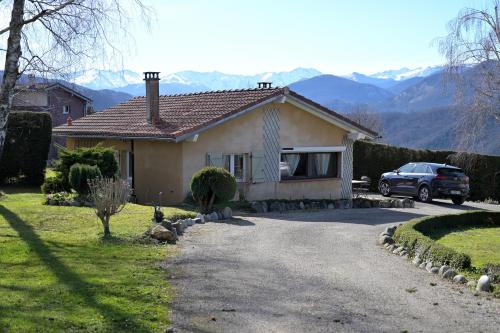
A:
144;72;160;124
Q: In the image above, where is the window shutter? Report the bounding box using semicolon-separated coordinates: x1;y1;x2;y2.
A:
251;152;265;183
207;153;224;168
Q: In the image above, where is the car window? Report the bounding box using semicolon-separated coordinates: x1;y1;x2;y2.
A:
437;168;465;176
414;164;428;173
399;163;416;173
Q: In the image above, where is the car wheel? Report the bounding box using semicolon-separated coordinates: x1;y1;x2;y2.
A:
379;181;391;197
452;197;465;205
418;185;432;203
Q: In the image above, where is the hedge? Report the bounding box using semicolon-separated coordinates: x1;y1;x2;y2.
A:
393;211;500;269
353;141;500;201
0;111;52;185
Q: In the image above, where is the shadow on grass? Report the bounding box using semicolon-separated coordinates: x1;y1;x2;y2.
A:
0;185;41;195
0;205;150;332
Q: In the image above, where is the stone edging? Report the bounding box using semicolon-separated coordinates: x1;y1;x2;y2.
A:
378;227;493;294
149;207;233;243
251;197;415;213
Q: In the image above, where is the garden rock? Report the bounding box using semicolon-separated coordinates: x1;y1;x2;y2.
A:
419;262;427;269
393;246;404;254
222;207;232;219
442;270;456;280
466;280;477;289
299;201;305;210
430;267;440;274
151;225;177;242
384;226;397;236
425;262;434;272
194;217;203;224
453;275;467;284
476;275;491;292
387;244;396;251
196;213;205;223
412;257;423;267
378;235;393;245
209;212;219;221
172;222;184;235
439;265;450;276
327;203;334;209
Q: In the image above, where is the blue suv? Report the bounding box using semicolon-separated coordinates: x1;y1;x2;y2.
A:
378;162;469;205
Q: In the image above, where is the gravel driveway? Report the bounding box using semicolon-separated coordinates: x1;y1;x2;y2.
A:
168;200;500;333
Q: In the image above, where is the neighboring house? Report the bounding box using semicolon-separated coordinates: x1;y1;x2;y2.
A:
11;82;92;159
53;72;377;204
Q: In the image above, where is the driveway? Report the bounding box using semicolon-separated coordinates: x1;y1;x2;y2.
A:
168;200;500;333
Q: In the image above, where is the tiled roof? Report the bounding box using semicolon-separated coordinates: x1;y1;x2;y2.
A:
53;87;377;139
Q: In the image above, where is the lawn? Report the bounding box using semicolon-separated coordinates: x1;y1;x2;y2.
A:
0;187;195;333
434;226;500;268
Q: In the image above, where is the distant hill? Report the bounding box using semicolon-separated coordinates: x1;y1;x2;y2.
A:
289;74;394;112
379;107;500;154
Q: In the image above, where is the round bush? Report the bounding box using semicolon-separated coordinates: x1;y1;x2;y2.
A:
190;167;236;212
69;163;102;195
41;176;68;194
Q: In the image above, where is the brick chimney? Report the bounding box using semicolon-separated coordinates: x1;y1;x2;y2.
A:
144;72;160;124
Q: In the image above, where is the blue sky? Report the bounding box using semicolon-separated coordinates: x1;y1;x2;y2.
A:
119;0;483;75
2;0;486;76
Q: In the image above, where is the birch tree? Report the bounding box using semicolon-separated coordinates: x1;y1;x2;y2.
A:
438;0;500;150
0;0;150;160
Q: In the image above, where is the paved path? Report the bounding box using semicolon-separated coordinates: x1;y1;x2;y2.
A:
168;200;500;333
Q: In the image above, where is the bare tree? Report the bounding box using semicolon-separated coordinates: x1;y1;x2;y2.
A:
438;0;500;150
88;177;131;238
346;104;383;137
0;0;150;160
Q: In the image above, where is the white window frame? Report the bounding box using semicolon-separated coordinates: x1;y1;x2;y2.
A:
224;153;247;182
62;105;70;114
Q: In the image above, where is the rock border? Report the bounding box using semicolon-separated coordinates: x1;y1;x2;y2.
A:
251;197;414;213
378;227;493;294
150;207;233;243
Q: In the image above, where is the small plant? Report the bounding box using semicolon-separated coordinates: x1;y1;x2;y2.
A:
69;163;102;195
88;177;131;238
45;192;76;205
190;167;236;213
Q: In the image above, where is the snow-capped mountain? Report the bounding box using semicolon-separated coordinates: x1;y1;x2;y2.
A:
72;69;143;90
74;68;322;92
369;66;444;81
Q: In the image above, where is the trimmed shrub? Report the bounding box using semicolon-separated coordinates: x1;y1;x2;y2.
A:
353;140;500;201
190;167;236;213
69;163;102;195
0;111;52;185
393;211;500;269
41;176;69;194
55;145;118;187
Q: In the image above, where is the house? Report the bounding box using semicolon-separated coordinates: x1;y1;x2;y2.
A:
53;72;377;204
11;82;92;158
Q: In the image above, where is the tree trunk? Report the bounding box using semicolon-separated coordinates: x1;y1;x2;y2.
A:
0;0;25;160
102;215;111;238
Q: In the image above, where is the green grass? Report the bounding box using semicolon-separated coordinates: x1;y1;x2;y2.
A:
0;187;195;332
432;227;500;268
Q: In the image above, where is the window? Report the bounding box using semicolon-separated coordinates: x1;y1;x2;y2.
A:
413;164;428;174
280;152;340;180
399;163;416;173
62;105;71;114
223;154;246;182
